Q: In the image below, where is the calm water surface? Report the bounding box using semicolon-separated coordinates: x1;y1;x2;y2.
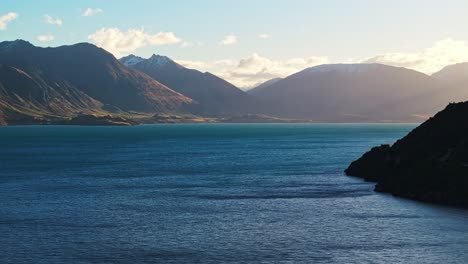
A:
1;124;467;263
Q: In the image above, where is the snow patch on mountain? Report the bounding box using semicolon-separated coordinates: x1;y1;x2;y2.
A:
148;54;172;66
120;55;144;66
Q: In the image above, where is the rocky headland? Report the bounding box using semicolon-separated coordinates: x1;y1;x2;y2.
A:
346;102;468;207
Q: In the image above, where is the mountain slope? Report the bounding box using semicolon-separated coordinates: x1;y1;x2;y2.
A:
247;78;282;95
0;40;192;124
251;64;458;122
432;62;468;99
0;63;103;122
345;101;468;206
432;62;468;84
120;54;256;116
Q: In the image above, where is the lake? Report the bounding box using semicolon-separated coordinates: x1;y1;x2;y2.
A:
1;124;467;263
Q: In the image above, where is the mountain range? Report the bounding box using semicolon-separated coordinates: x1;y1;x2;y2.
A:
1;39;468;125
250;64;464;122
120;54;256;116
0;40;192;124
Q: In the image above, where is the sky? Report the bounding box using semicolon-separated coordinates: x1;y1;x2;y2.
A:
2;0;468;88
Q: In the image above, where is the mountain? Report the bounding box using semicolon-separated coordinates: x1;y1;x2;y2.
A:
0;107;6;125
432;62;468;98
0;40;192;124
433;62;468;84
247;78;282;94
345;101;468;206
250;63;459;122
120;54;256;116
120;54;145;67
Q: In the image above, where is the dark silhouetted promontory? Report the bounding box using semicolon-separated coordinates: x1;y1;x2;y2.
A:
346;102;468;206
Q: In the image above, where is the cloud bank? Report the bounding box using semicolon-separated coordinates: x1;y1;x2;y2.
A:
86;32;468;89
178;53;329;88
177;39;468;88
88;28;181;57
363;39;468;74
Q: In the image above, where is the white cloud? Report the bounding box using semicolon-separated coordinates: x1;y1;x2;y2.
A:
88;27;182;57
0;12;18;30
220;35;237;45
180;41;203;48
258;34;270;39
180;41;194;48
177;59;236;70
363;39;468;74
207;39;468;87
37;34;54;42
44;15;62;25
177;60;210;69
137;38;468;88
82;8;103;17
177;53;329;88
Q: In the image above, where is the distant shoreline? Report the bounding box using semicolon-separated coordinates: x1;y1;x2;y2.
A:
0;114;426;127
0;121;422;127
0;114;312;126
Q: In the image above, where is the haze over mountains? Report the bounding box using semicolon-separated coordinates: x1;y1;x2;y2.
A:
252;64;464;122
1;39;468;125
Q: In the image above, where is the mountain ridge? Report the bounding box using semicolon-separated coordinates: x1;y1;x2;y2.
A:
248;78;283;95
249;63;461;122
2;39;468;125
120;54;258;116
0;40;193;124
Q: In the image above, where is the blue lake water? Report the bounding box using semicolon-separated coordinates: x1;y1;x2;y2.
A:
1;124;468;263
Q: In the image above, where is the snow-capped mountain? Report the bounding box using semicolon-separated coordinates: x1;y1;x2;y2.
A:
119;54;258;116
147;54;172;66
120;54;145;66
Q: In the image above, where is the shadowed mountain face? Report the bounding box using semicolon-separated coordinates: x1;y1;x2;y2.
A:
250;64;458;122
0;40;192;124
432;62;468;99
0;108;6;125
345;102;468;206
120;54;257;116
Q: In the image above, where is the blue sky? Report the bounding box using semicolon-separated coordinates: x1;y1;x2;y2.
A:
2;0;468;87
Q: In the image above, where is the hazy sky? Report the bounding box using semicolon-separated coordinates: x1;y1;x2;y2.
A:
2;0;468;87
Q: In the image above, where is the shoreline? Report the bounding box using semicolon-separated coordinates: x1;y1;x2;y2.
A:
0;114;425;127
